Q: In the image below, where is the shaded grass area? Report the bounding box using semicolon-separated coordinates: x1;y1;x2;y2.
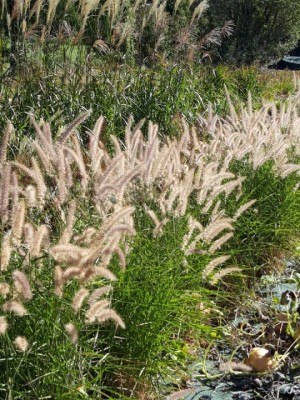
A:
228;161;300;270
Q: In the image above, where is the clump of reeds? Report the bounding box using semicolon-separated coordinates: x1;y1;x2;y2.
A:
1;0;233;68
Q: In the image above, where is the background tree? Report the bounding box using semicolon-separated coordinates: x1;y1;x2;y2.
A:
206;0;300;65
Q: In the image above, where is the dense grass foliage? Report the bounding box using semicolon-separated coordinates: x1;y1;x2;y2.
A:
1;85;300;398
0;64;297;147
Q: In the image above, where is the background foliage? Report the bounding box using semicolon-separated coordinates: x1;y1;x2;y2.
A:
206;0;300;64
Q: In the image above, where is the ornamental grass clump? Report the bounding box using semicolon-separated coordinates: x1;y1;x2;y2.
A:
195;89;300;272
0;88;300;396
0;114;141;396
0;114;140;344
0;108;245;396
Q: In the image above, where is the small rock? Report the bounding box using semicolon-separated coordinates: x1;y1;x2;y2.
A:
233;392;252;400
253;378;263;388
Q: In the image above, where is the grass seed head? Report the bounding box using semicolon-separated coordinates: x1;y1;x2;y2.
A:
14;336;29;352
65;323;78;344
0;317;8;335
